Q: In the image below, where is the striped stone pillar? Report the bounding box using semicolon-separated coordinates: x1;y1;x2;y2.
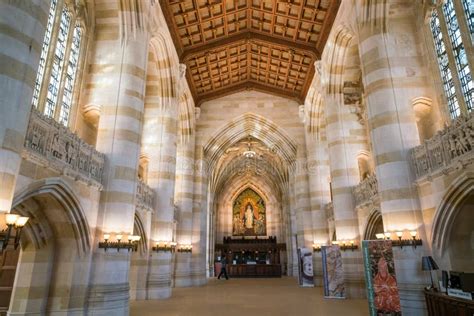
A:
0;0;49;213
142;59;182;298
325;94;364;240
191;147;209;285
85;1;149;313
294;148;313;248
173;118;196;287
287;172;299;276
356;1;429;313
324;92;367;298
301;105;331;286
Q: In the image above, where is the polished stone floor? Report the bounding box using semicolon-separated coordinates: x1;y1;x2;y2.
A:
130;277;369;316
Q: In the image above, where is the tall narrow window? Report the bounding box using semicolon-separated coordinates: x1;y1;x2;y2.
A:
431;11;461;119
45;7;71;118
32;0;58;108
462;0;474;40
59;24;82;126
443;0;474;112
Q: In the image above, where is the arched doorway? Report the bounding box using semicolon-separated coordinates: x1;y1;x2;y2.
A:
3;179;91;314
129;213;149;300
432;176;474;272
364;210;384;240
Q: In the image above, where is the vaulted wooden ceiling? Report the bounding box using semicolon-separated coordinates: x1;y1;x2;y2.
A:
160;0;340;105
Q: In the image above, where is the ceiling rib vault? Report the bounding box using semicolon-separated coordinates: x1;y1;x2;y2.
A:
160;0;341;105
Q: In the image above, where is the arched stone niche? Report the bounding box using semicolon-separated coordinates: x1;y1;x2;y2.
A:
432;175;474;272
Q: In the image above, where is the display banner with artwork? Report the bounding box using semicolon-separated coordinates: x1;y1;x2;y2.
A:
362;240;402;316
321;245;346;298
297;248;314;287
232;188;266;236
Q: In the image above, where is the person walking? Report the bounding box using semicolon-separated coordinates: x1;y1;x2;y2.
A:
217;255;229;280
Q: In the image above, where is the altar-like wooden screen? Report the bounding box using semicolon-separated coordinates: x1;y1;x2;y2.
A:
232;188;266;236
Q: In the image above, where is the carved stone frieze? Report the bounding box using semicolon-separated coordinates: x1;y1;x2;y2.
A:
136;179;154;212
325;202;334;222
410;112;474;179
352;174;378;207
23;108;105;188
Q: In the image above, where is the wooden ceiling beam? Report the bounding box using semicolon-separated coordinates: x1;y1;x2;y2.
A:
180;30;320;61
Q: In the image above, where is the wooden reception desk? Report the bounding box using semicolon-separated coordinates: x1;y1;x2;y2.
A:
227;264;281;278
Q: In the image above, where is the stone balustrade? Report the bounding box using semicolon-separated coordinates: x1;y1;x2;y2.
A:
23;108;105;187
410;112;474;180
136;179;154;211
352;174;378;207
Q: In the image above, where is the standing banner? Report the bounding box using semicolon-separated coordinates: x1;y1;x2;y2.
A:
321;245;346;298
362;240;402;316
297;248;314;287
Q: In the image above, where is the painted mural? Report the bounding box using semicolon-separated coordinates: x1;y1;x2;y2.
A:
362;240;402;316
232;188;266;236
322;245;346;298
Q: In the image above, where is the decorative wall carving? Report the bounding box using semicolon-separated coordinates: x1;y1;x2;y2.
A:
23;108;105;188
410;112;474;179
352;174;378;207
136;179;154;212
325;202;334;222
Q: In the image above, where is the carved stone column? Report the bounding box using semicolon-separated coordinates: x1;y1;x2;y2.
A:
173;95;196;287
0;0;50;213
355;0;431;313
142;62;185;298
85;1;150;313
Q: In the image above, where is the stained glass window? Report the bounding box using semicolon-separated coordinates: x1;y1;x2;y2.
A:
443;0;474;112
430;10;461;119
32;0;57;108
462;0;474;40
59;24;82;126
44;7;71;118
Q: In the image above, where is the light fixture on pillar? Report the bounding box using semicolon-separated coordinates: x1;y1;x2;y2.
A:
0;213;29;252
340;240;358;251
177;244;193;253
99;233;141;252
385;230;423;249
152;241;176;252
375;233;385;240
384;232;392;240
312;243;321;252
422;256;439;290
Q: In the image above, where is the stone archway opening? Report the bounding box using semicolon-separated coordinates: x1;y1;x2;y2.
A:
2;180;90;315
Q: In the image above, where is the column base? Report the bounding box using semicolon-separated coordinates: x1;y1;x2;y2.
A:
87;283;129;316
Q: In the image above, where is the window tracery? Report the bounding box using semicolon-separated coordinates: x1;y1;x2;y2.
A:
32;0;58;108
430;0;474;119
443;0;473;113
31;1;86;127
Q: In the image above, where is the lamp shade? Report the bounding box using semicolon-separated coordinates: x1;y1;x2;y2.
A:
421;256;439;271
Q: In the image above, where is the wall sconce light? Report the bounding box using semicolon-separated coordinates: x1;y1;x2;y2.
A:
152;241;177;252
0;213;29;252
339;240;358;251
99;233;141;252
384;232;392;240
387;230;422;249
375;233;385;240
312;243;321;252
177;244;193;253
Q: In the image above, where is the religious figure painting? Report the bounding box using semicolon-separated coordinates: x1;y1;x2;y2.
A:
232;188;266;236
362;240;402;316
